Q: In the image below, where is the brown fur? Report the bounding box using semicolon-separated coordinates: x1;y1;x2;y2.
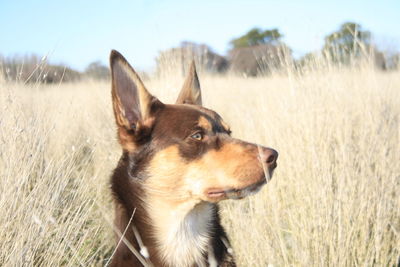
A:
108;50;278;267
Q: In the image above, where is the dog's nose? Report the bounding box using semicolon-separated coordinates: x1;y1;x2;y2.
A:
262;148;278;169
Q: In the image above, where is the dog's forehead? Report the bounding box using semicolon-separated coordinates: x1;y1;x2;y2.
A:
155;104;229;133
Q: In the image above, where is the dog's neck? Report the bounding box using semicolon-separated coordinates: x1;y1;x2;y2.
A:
145;192;216;267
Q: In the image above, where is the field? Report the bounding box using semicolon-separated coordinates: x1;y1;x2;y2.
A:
0;63;399;266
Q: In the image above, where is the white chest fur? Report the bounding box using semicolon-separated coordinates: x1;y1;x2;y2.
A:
149;201;215;267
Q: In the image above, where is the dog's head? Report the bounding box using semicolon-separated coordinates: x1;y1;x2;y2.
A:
110;50;278;203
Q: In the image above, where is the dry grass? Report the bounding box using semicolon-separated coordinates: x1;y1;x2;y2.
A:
0;63;399;266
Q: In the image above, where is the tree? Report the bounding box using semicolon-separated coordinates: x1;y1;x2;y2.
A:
323;22;371;61
84;61;110;80
230;28;282;48
228;28;290;76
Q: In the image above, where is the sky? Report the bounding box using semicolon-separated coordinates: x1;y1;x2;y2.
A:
1;0;399;71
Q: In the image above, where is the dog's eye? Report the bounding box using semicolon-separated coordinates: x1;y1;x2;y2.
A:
191;132;203;141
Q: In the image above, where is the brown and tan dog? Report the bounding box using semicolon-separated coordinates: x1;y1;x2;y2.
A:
109;50;278;267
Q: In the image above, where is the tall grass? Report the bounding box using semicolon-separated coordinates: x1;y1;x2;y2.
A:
0;61;399;266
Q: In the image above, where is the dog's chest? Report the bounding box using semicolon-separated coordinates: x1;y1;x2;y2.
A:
153;202;216;267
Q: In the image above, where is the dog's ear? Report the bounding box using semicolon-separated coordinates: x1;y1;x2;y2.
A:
176;61;202;105
110;50;162;150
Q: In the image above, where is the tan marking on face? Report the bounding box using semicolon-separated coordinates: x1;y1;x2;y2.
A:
184;142;263;202
198;116;212;132
145;145;189;203
145;141;264;205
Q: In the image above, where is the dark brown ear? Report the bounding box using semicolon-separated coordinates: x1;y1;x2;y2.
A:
110;50;162;151
176;61;202;105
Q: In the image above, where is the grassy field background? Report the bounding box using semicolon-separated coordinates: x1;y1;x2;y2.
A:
0;62;399;266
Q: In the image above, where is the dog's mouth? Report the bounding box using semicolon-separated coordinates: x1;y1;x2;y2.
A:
206;178;268;201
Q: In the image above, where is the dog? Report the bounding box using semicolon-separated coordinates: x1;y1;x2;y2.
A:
109;50;278;267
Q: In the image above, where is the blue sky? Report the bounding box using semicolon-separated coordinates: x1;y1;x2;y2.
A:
1;0;399;71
